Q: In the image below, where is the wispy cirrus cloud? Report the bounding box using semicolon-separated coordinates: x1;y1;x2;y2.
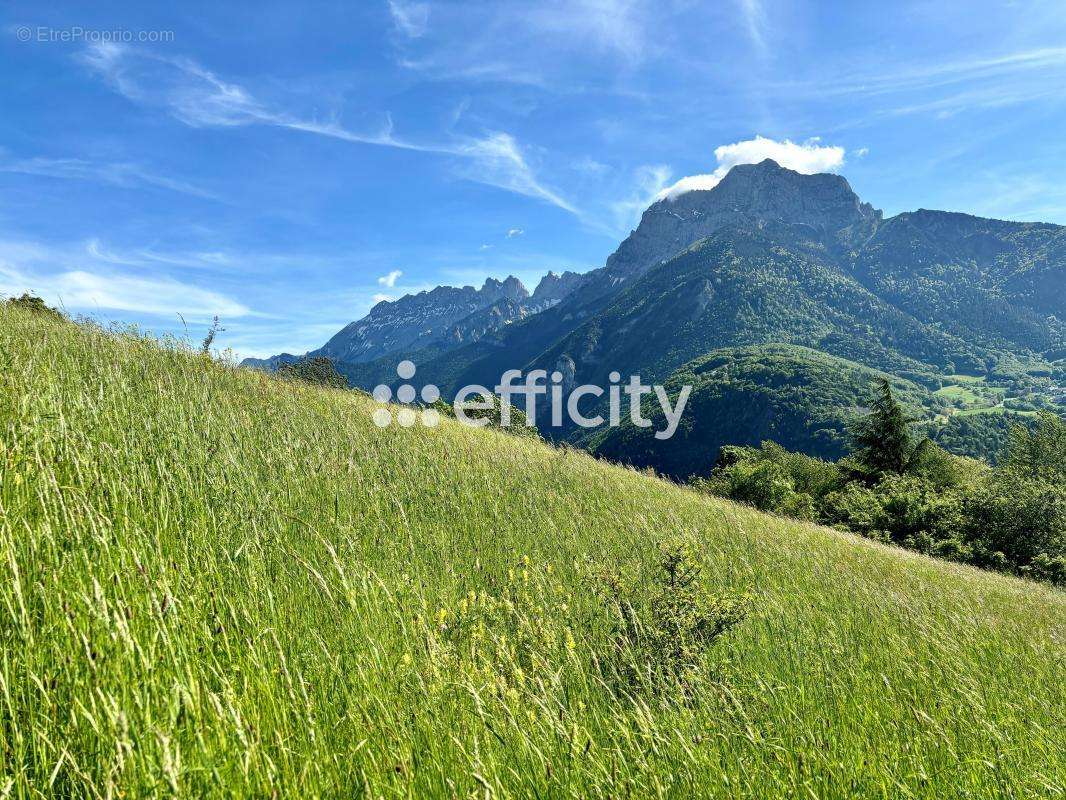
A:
0;154;218;199
818;46;1066;99
736;0;767;56
388;0;430;38
771;46;1066;120
453;132;576;213
81;42;577;214
391;0;664;87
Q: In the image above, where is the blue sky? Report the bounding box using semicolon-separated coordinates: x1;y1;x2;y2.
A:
3;1;1066;358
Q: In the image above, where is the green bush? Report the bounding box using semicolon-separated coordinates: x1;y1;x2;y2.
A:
432;394;542;439
694;442;837;519
586;541;747;699
5;293;64;321
276;356;349;389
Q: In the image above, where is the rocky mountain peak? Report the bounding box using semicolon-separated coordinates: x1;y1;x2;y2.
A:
531;270;585;305
482;275;530;302
604;159;882;282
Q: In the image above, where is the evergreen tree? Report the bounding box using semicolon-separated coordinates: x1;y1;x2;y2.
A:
850;379;916;478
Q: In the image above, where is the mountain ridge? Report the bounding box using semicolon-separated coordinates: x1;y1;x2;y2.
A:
244;159;1065;465
242;270;585;370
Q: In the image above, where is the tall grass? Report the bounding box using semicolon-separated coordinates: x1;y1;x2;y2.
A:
1;306;1063;798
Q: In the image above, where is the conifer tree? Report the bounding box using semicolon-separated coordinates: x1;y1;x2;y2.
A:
850;378;915;478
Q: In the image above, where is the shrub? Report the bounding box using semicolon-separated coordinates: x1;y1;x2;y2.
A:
694;443;830;519
587;540;747;699
6;293;64;321
433;394;542;439
276;356;349;389
960;479;1066;583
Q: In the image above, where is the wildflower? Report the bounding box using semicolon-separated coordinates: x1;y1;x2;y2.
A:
402;653;412;666
437;608;448;628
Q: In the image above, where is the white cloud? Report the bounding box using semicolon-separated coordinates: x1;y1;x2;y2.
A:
657;136;846;201
372;293;393;304
389;0;430;38
0;238;250;319
507;228;524;238
377;269;403;287
480;244;493;251
82;43;577;214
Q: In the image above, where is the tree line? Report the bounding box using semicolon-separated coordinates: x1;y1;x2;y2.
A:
693;379;1065;585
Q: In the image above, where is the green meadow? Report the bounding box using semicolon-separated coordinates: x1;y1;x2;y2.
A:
1;306;1063;798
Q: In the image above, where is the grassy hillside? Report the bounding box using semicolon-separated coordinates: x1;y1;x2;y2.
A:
1;306;1064;798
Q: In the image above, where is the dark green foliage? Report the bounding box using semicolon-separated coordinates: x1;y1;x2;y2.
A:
6;293;64;321
848;379;918;479
277;356;349;389
958;413;1066;581
692;443;838;520
999;411;1066;482
694;408;1065;585
931;413;1039;464
589;345;929;479
960;480;1065;581
821;475;967;556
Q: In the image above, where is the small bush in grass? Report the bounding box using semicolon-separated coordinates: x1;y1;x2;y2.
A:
276;356;349;389
5;293;64;321
587;540;748;700
431;394;542;439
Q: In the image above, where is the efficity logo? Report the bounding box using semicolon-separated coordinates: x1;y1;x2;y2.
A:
373;362;692;440
372;361;442;428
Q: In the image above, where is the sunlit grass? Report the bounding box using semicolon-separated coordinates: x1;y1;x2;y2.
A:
1;306;1064;798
